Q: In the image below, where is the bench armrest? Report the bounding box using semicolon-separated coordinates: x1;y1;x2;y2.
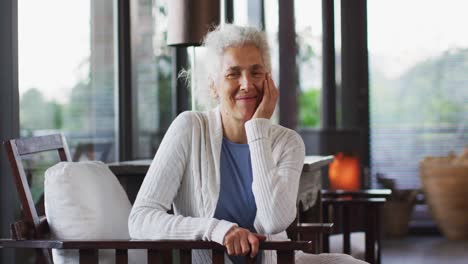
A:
0;238;315;264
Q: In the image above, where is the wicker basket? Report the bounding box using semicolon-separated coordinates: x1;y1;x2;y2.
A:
420;153;468;240
382;200;415;238
382;189;418;238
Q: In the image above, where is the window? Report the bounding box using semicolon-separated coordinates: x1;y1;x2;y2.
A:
19;0;117;163
132;0;173;159
368;0;468;189
368;0;468;228
295;0;323;128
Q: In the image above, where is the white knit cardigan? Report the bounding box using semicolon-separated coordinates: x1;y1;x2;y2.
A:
129;107;305;263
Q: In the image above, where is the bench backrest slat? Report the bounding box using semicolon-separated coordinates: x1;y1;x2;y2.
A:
115;249;128;264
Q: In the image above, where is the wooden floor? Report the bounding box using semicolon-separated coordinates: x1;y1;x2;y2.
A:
382;235;468;264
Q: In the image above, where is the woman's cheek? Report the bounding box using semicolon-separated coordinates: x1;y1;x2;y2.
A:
255;79;265;91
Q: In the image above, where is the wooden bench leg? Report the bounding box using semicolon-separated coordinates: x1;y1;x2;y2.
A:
212;249;225;264
342;205;351;254
376;204;382;264
79;249;98;264
322;203;330;252
148;249;162;264
277;250;295;263
365;204;377;264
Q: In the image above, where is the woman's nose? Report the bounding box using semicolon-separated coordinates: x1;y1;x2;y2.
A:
240;75;253;91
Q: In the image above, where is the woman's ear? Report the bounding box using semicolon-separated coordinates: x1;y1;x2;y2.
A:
209;78;218;99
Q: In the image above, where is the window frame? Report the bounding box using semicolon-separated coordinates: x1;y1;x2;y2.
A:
0;1;19;263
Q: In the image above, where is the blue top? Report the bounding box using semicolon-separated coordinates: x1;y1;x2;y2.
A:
214;138;261;264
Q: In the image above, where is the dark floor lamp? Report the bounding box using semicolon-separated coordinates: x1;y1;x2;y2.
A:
167;0;220;46
167;0;220;111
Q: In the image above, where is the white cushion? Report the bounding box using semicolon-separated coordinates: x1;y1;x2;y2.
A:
329;232;366;261
44;161;146;264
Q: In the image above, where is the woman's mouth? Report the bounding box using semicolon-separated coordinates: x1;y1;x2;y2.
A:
236;95;257;100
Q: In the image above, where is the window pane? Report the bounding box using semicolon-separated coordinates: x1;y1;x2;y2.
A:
264;0;280;124
233;0;249;25
133;0;173;159
19;0;117;161
295;0;322;128
368;0;468;189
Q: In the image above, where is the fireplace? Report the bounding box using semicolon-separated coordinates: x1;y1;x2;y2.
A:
299;128;367;189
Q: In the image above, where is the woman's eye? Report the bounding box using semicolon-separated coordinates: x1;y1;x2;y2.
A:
226;73;239;78
252;72;263;77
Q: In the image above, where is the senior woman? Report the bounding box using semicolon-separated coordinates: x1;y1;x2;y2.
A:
129;24;365;264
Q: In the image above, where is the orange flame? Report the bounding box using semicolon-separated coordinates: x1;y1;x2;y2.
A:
328;153;361;190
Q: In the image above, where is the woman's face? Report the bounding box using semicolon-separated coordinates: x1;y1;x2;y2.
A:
214;44;266;123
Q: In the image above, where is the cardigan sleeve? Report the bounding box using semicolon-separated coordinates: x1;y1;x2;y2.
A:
128;112;236;245
245;118;305;234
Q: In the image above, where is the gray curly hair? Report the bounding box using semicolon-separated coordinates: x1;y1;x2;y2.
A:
185;24;271;110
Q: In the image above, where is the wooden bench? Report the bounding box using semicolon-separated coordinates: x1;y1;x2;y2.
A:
1;134;333;263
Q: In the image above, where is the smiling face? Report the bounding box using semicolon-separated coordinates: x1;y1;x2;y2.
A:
212;44;266;123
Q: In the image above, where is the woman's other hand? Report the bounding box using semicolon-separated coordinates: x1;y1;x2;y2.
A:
223;226;266;258
252;73;279;120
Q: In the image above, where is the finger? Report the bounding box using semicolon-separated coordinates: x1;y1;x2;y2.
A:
224;227;234;255
265;73;272;97
233;237;242;255
262;75;269;100
240;236;250;256
268;74;277;96
248;234;260;258
229;236;239;255
263;74;275;107
226;240;234;255
267;75;278;102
